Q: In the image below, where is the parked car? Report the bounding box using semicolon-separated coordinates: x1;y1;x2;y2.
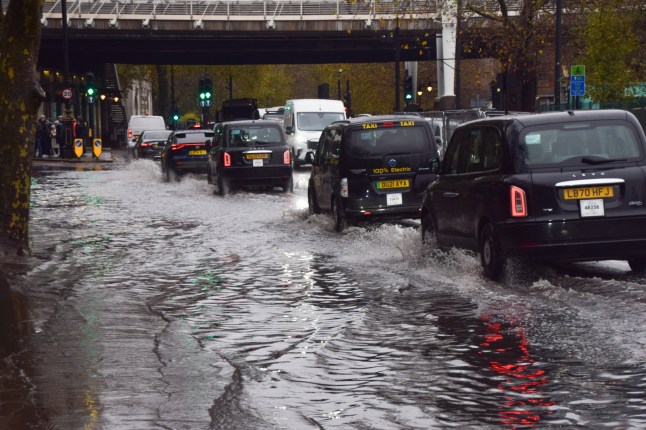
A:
306;115;440;232
160;129;213;181
127;115;166;156
421;109;646;280
206;120;293;195
133;129;172;160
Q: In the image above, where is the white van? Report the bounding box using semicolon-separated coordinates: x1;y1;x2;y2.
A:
283;99;346;168
127;115;166;151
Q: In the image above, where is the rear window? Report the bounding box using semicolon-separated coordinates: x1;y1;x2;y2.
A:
521;120;642;166
176;132;214;143
142;131;171;140
228;125;284;147
348;124;430;157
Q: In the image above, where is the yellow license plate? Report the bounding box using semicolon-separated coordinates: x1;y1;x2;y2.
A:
376;179;410;189
189;149;207;155
563;186;614;200
246;153;269;160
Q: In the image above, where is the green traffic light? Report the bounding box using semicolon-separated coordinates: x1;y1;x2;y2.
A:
173;114;179;121
200;93;205;100
205;91;211;99
87;88;95;96
405;94;412;100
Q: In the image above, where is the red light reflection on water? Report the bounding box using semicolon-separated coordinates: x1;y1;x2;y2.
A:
479;316;556;428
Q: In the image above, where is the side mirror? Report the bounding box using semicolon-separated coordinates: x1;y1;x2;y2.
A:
285;126;293;134
429;157;440;174
305;152;315;165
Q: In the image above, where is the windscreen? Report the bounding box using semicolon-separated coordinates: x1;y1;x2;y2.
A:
297;112;345;131
228;126;283;147
521;120;642;166
348;125;429;157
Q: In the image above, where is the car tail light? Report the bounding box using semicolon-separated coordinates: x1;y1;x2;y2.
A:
283;150;291;165
223;152;231;167
171;144;183;151
340;178;348;198
510;186;527;217
128;129;133;138
141;143;151;148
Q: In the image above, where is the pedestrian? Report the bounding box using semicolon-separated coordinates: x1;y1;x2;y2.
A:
73;116;88;153
40;117;53;157
34;115;46;157
54;116;64;157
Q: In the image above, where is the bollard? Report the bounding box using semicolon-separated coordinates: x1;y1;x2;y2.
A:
92;138;102;159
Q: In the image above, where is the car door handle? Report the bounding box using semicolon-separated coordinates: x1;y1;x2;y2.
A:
443;192;460;198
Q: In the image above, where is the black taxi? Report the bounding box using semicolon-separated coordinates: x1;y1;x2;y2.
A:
306;115;439;231
421;109;646;280
206;120;293;194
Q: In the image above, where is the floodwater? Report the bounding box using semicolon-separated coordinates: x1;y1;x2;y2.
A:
1;157;645;429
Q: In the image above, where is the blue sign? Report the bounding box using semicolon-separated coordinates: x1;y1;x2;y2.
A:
571;75;585;97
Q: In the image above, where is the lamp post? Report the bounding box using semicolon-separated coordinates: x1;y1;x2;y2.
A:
417;89;423;111
61;0;75;158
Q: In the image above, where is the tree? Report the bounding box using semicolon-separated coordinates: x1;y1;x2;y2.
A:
0;0;45;256
575;0;642;103
461;0;552;111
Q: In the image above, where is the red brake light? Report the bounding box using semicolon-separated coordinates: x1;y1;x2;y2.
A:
171;143;182;151
510;186;527;217
141;143;151;148
128;129;133;138
223;152;231;167
283;150;291;165
382;122;394;127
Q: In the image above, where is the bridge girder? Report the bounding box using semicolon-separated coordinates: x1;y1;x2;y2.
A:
38;28;439;72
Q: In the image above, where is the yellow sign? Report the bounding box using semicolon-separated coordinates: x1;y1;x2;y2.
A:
73;138;84;158
92;138;102;159
563;186;613;200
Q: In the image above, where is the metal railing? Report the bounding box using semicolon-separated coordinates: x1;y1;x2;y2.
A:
41;0;440;22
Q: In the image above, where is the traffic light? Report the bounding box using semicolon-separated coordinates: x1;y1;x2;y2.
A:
404;75;413;102
198;78;213;108
172;112;180;122
86;72;96;103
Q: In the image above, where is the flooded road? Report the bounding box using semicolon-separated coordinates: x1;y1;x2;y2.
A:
1;156;645;429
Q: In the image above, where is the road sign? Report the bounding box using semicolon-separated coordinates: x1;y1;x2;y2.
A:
571;75;585;97
571;65;585;76
92;138;102;159
62;88;73;100
88;96;96;104
73;138;84;158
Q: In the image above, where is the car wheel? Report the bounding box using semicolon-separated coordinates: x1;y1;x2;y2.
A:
217;173;231;196
282;175;294;193
308;186;321;215
162;163;171;182
332;196;347;232
421;210;437;249
480;223;505;280
628;256;646;273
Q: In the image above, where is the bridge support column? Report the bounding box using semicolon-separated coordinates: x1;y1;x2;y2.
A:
436;3;457;110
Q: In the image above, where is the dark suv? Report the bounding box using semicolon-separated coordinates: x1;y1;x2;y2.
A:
306;115;440;231
206;120;293;194
160;129;213;181
421;109;646;280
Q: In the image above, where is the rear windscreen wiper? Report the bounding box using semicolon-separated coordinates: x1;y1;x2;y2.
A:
581;156;626;165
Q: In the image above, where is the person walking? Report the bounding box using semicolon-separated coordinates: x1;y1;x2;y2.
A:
34;115;46;157
73;116;88;155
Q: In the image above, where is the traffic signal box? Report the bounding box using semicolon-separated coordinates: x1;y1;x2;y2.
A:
404;76;413;102
86;73;96;103
198;78;213;108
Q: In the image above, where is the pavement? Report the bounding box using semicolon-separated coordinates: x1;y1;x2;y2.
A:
32;147;129;167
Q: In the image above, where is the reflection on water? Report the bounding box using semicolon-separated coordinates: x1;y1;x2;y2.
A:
0;164;645;429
